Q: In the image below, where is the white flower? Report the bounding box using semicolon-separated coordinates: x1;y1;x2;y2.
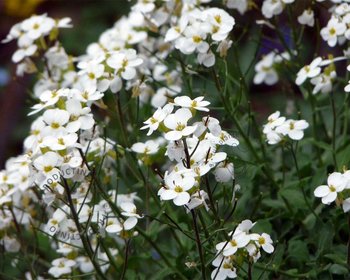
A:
214;162;234;183
311;70;336;94
151;87;178;108
78;57;105;79
265;130;283;145
211;255;237;280
132;0;156;13
131;140;159;155
250;233;274;253
262;0;283;19
296;57;322;86
164;16;189;42
263;111;286;134
215;231;250;256
314;172;346;204
275;119;309;140
158;172;195;206
298;9;315;27
187;190;209;211
253;52;278;85
107;49;143;80
141;104;174;136
163;108;197;141
174;96;210;112
65;99;95;132
320;17;346;47
206;131;239;147
197;51;216;67
76;257;94;273
226;0;248;15
105;218;123;234
235;219;256;234
33;151;62;176
2;23;21;43
2;236;20;253
21;14;55;40
42;109;70;136
217;39;232;57
48;258;76;278
176;24;209;55
12;38;37;63
42;133;78;151
204;8;235;41
343;198;350;212
120;202;142;218
39;89;68;107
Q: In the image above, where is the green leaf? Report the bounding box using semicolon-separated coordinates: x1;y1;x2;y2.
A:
329;264;349;275
279;188;307;210
287;239;310;263
316;222;335;257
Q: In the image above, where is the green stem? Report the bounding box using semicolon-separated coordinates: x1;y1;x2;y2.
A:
330;91;338;170
191;209;206;280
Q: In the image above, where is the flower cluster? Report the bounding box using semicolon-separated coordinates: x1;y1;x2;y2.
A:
261;0;295;19
212;220;274;280
320;3;350;47
263;111;309;145
4;0;347;278
314;170;350;212
140;95;238;207
253;51;290;86
295;56;342;95
298;9;315;27
226;0;249;15
1;13;145;278
165;7;235;67
2;14;71;73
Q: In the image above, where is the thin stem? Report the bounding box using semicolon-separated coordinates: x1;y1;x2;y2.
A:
191;209;206;280
182;138;191;169
248;260;252;280
348;215;350;267
289;143;320;221
137;228;188;280
120;239;131;280
197;210;213;247
204;174;220;223
61;179;107;280
330;91;338;170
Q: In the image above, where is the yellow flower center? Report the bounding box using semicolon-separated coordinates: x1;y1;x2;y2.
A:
176;123;186;131
192;35;202;43
223;263;232;269
58;138;65;145
258;237;266;245
212;25;219;34
122;59;129;68
51;122;60;129
214;15;222;24
88;72;95;80
44;166;53;173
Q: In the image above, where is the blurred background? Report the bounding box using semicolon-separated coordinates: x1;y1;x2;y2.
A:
0;0;131;168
